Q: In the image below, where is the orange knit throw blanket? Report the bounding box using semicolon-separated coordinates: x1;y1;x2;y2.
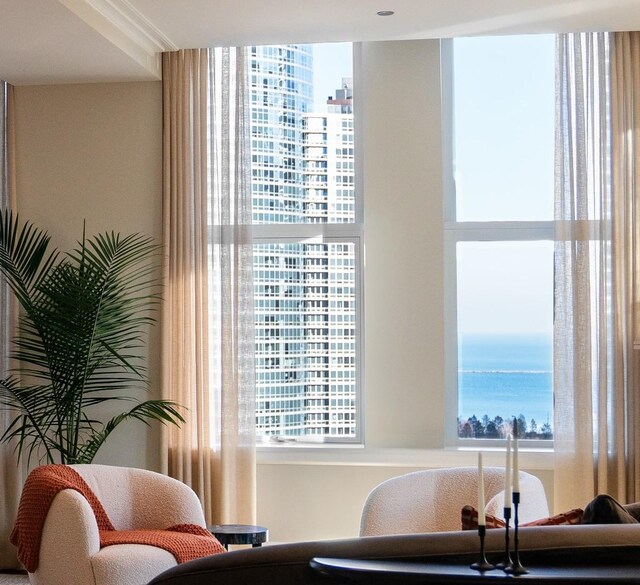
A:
10;465;225;572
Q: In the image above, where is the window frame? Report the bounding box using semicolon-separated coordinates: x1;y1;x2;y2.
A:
252;43;365;446
441;38;555;449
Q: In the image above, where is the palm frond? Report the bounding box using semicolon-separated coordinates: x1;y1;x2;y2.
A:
0;210;59;311
74;400;185;464
0;378;59;463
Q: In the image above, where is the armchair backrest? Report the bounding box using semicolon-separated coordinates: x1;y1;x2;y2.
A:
71;464;206;530
359;466;549;536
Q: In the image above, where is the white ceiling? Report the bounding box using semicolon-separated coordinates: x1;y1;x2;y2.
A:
2;0;640;85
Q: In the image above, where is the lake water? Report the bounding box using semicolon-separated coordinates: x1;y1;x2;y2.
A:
458;334;553;428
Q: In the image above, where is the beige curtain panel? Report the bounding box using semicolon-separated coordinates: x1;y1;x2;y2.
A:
0;81;23;570
161;48;256;526
610;31;640;502
553;31;640;512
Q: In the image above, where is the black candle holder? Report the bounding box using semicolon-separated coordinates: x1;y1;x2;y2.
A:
503;491;529;575
470;525;495;572
495;506;513;570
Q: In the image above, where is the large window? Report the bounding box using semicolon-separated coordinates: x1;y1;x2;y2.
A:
250;44;362;443
445;35;555;443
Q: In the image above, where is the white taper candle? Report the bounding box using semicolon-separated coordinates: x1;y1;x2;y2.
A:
513;423;520;494
505;434;512;509
478;451;486;525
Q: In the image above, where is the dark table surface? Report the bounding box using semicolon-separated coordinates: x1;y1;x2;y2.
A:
310;557;640;584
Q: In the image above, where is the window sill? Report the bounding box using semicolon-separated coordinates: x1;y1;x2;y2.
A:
256;445;554;470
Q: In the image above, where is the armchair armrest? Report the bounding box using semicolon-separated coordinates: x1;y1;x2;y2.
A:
30;489;99;585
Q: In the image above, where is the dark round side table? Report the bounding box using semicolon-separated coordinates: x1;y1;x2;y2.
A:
208;524;269;550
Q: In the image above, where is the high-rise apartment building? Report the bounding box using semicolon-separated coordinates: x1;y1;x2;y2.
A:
250;45;357;440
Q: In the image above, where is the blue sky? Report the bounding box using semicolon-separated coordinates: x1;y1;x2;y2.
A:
454;34;556;336
453;35;555;222
312;43;353;111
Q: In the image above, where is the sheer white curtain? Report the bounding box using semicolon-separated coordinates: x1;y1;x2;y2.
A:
0;81;22;569
554;31;640;511
161;48;256;525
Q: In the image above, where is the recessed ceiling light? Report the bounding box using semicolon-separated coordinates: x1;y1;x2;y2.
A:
376;10;395;16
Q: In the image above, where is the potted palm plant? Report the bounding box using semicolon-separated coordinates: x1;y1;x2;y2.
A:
0;210;183;464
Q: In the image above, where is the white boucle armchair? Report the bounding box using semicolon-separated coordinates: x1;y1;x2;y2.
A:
28;464;208;585
360;466;549;536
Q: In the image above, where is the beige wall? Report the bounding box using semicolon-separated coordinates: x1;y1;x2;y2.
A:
13;80;164;471
11;42;553;543
361;40;445;449
258;457;554;542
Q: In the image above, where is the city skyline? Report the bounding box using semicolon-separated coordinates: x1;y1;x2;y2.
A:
250;44;357;440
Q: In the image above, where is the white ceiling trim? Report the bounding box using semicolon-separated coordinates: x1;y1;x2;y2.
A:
58;0;179;79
